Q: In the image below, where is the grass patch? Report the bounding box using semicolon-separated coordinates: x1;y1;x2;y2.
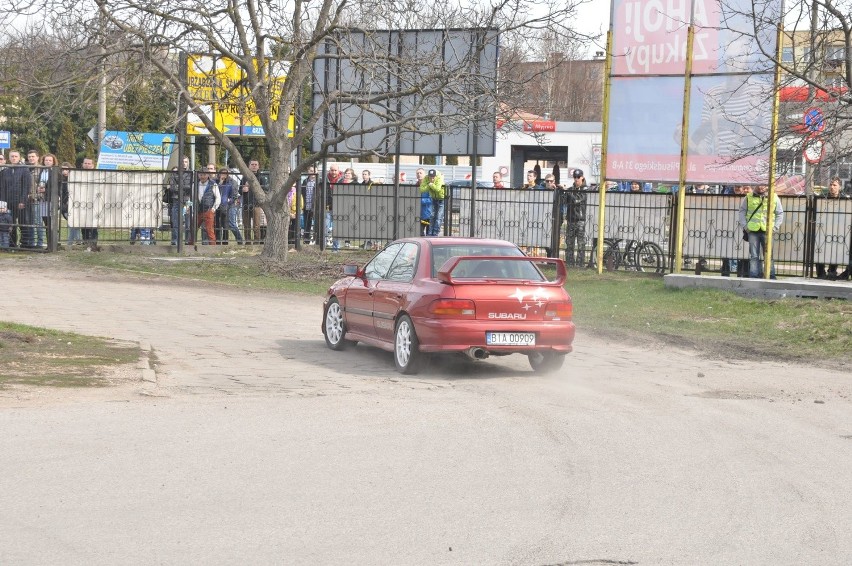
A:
0;322;141;389
61;247;366;294
567;270;851;367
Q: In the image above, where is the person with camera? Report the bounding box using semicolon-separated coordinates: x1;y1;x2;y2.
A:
419;169;445;236
738;184;784;279
563;169;588;267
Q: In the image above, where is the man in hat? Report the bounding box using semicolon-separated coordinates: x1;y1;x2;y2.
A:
563;168;588;266
419;168;445;236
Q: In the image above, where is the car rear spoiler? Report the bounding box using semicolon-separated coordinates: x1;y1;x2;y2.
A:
437;256;567;286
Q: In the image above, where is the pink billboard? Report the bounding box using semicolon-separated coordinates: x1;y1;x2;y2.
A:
606;0;779;184
611;0;721;76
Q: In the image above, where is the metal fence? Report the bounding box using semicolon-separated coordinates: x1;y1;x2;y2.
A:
3;168;851;279
680;194;852;277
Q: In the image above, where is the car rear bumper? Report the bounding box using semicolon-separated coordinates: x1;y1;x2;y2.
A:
414;317;574;354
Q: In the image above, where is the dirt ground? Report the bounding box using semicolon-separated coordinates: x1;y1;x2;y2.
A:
2;257;851;564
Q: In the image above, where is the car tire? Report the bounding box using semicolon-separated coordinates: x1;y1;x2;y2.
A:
394;314;423;374
527;351;565;374
323;297;349;351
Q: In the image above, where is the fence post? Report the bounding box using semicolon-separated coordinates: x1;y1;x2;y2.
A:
48;166;60;253
803;195;816;277
549;189;562;258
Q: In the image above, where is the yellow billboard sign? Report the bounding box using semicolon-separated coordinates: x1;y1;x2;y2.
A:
186;54;294;137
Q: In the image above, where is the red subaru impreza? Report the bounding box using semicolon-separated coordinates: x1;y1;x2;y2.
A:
322;237;575;374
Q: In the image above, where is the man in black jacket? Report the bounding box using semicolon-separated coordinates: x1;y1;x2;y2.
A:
0;150;32;248
563;169;588;267
168;156;193;245
239;159;269;243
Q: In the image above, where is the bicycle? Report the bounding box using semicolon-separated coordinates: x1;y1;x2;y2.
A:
587;237;666;274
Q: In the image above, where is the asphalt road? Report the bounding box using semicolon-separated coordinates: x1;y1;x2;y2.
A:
2;263;851;565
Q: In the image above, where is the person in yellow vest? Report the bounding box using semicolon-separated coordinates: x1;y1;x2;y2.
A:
419;169;445;236
737;184;784;279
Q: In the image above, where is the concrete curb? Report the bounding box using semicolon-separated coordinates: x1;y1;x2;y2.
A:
664;274;852;300
136;341;160;393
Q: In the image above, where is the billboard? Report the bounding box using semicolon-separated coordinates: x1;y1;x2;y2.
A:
186;54;294;137
311;28;499;157
606;0;779;184
606;76;685;180
96;131;174;170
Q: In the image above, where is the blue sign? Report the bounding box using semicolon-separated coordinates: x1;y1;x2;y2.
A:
803;107;825;133
0;130;10;149
97;131;175;170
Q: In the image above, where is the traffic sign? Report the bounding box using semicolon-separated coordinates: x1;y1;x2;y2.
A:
803;107;825;133
0;130;10;149
803;134;825;164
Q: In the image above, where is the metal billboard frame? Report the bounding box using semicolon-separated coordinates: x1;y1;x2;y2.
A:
311;28;498;157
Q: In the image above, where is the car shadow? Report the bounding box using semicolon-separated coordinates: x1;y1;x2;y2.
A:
276;338;536;380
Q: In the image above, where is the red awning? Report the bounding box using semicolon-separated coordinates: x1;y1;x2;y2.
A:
780;86;847;102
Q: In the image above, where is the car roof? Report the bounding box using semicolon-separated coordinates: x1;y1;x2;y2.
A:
394;237;520;248
445;180;494;187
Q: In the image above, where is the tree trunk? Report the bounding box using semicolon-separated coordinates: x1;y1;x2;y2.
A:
260;206;291;260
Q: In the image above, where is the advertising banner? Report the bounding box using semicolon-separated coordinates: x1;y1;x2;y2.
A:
685;74;774;182
186;54;294;137
612;0;700;76
67;170;163;228
606;76;685;183
606;0;779;185
96;131;174;170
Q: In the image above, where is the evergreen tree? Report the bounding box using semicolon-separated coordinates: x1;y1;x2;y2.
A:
56;119;77;165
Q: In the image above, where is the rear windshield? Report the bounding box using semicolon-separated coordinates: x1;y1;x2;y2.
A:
431;244;541;280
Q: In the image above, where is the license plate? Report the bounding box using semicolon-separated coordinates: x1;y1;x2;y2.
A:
486;332;536;346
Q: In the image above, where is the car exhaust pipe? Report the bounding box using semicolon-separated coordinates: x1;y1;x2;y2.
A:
465;347;489;360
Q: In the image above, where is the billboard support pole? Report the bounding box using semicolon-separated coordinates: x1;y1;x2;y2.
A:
765;22;785;279
674;22;696;275
596;29;614;274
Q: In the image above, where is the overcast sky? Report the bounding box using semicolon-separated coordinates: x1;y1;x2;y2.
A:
575;1;611;56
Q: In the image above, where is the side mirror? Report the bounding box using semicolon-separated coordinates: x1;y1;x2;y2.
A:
343;264;360;277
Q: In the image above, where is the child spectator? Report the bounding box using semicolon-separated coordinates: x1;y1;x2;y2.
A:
420;188;432;236
0;200;11;248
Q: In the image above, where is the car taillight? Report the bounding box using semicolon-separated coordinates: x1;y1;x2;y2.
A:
430;299;476;318
544;301;572;320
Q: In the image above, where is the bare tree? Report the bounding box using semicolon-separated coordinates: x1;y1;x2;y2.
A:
0;12;176;161
723;0;852;181
497;27;603;123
